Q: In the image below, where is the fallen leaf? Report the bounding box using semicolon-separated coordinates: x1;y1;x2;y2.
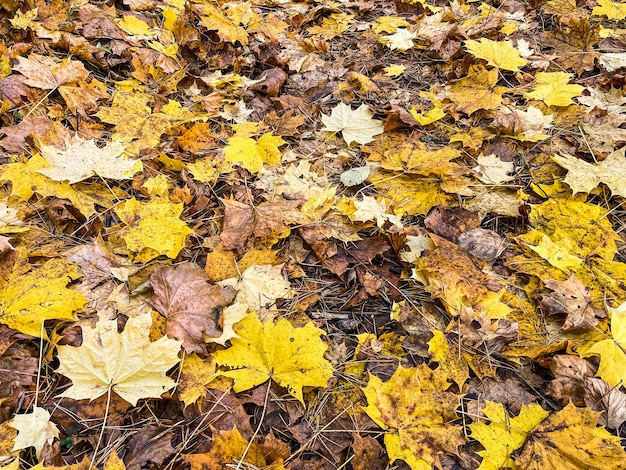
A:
223;132;285;173
472;154;515;184
9;407;60;460
212;313;334;404
123;425;174;470
149;263;236;354
541;275;605;331
37;135;141;184
469;401;548;470
514;403;626;469
584;377;626;429
113;197;193;263
525;72;584;107
56;313;182;406
465;38;527;71
552;148;626;198
383;28;417;51
321;103;384;145
219;263;292;310
362;364;465;469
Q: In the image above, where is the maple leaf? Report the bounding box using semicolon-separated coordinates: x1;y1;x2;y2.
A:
149;263;236;354
183;427;289;470
470;401;548;470
9;407;60;460
427;330;469;390
362;364;465;469
472;154;515;184
0;154;110;218
446;64;509;115
223;132;285;173
177;353;221;408
592;0;626;19
541;275;605;331
581;301;626;389
514;403;626;468
525;72;584;107
37;135;142;184
113;197;192;263
56;313;181;406
552;148;626;198
465;38;527;71
382;29;417;51
0;249;87;338
219;263;292;311
13;54;89;90
212;313;334;404
321;103;384;145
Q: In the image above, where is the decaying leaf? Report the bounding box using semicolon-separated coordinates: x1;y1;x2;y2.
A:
362;365;465;469
212;313;334;404
149;263;235;354
56;313;182;405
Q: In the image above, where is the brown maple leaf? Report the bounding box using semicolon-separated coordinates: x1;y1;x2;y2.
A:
149;263;236;354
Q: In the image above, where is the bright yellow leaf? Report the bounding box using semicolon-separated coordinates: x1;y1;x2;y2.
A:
592;0;626;19
118;15;156;36
362;365;465;469
465;38;527;72
470;401;549;470
212;313;334;404
582;301;626;388
56;313;182;406
196;3;248;45
427;330;469;390
103;448;126;470
223;132;285;173
0;250;87;338
514;403;626;468
372;16;410;34
0;154;111;218
384;64;406;77
523;230;584;273
525;72;584;107
113;197;192;263
177;353;221;407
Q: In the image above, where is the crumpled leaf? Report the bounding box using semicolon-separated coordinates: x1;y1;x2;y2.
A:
321;103;384;145
514;403;626;469
584;377;626;429
37;135;142;184
9;407;60;460
183;427;289;470
469;401;548;470
56;313;182;406
552;148;626;198
212;313;334;404
541;275;605;331
149;263;236;354
362;364;465;469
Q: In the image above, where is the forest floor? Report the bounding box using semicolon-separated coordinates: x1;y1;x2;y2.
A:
0;0;626;469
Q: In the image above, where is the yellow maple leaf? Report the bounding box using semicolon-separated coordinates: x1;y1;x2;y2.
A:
525;72;584;107
465;38;527;72
0;250;87;338
581;301;626;388
552;148;626;197
447;64;509;115
427;330;469;390
470;401;549;470
9;407;60;460
321;103;384;145
117;15;157;36
362;364;465;469
523;229;584;273
103;449;126;470
308;12;353;40
113;197;192;263
212;313;334;404
592;0;626;19
514;403;626;468
372;16;410;34
37;135;141;184
177;353;221;408
223;132;285;173
56;313;182;406
0;154;111;218
196;3;248;45
384;64;406;77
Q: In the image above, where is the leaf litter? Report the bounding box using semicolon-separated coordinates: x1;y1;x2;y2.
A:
0;0;625;468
